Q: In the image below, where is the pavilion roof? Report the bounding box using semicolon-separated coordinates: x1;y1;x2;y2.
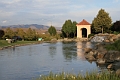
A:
77;19;90;25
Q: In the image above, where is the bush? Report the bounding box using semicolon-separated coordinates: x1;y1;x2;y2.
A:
88;34;95;38
113;31;120;35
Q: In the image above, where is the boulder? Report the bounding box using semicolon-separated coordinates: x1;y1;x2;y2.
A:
104;51;120;62
96;58;105;64
107;64;113;69
84;48;92;53
116;69;120;77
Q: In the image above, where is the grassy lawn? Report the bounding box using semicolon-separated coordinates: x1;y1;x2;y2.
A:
0;40;38;48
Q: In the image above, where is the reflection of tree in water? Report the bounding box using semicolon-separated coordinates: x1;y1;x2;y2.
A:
62;41;77;61
49;44;56;58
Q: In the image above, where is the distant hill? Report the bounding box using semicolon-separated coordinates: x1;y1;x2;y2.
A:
0;24;50;30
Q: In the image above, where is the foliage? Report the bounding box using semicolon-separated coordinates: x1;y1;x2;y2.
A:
36;71;120;80
2;27;39;41
62;20;77;38
91;9;112;33
71;21;77;37
15;28;26;40
24;28;37;41
88;34;95;38
48;26;57;36
113;31;120;35
0;29;4;39
105;40;120;51
3;27;15;39
111;20;120;32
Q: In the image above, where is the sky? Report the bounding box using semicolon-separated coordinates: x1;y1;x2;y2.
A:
0;0;120;27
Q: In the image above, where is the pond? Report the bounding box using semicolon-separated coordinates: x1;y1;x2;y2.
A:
0;41;102;80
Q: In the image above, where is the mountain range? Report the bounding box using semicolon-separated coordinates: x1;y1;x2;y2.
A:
0;24;62;30
0;24;50;30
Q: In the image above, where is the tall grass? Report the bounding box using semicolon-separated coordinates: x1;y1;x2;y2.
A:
36;71;120;80
105;40;120;51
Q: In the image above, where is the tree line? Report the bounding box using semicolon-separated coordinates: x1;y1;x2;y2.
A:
0;9;120;40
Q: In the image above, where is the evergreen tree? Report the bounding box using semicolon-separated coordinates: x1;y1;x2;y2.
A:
72;21;77;37
48;26;56;36
91;9;112;33
62;20;73;38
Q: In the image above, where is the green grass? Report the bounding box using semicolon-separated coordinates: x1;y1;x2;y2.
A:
105;40;120;51
36;71;120;80
0;40;39;48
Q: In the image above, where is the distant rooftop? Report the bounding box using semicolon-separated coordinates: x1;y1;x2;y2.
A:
77;19;90;25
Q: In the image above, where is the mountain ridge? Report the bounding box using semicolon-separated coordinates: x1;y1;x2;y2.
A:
0;24;50;30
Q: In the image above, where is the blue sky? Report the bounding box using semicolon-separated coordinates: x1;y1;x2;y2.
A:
0;0;120;27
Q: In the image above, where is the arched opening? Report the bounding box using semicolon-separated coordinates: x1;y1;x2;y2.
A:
81;28;87;38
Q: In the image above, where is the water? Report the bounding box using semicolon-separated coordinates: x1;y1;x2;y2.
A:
0;41;100;80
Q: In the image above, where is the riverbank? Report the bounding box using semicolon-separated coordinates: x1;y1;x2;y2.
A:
0;40;42;50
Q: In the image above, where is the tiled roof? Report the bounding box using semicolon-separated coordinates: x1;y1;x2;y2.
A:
77;19;90;25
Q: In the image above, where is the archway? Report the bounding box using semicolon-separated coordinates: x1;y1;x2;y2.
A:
81;28;87;38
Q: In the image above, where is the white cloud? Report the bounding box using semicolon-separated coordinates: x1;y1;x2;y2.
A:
0;0;119;27
2;20;7;24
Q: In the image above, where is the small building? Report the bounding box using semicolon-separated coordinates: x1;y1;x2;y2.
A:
76;19;91;38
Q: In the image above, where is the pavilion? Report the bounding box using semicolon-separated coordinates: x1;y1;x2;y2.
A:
76;19;91;38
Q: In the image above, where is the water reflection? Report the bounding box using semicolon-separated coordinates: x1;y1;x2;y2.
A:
62;42;77;61
77;41;94;60
49;43;57;58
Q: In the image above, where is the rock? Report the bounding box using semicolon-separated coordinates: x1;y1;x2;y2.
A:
85;55;96;61
116;69;120;77
104;51;120;62
107;64;113;69
84;48;92;53
51;38;57;42
96;52;105;59
97;58;105;64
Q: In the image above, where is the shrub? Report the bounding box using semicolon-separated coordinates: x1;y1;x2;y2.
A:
88;34;95;38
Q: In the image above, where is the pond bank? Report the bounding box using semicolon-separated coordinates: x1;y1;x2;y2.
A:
0;38;89;50
0;41;43;50
84;43;120;76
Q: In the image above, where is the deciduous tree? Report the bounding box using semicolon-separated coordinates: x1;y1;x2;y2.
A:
91;9;112;33
3;27;15;39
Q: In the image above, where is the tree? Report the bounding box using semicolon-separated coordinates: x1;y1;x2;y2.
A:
91;9;112;33
25;28;37;41
0;29;4;39
16;28;25;40
3;27;15;39
111;21;120;32
62;20;73;38
72;21;77;37
48;26;56;36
